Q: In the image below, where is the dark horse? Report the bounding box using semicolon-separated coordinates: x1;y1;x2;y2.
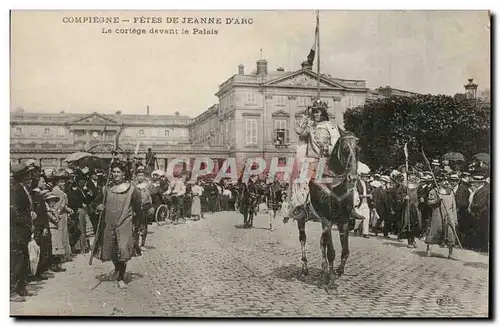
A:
296;127;359;288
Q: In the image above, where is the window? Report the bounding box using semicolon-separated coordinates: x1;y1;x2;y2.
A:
30;127;37;135
164;129;170;137
44;128;51;135
275;96;286;107
297;97;311;107
139;129;145;137
246;92;257;105
274;119;289;145
347;96;353;108
58;127;66;137
180;129;188;139
245;118;258;145
15;127;22;134
225;120;229;143
230;93;235;108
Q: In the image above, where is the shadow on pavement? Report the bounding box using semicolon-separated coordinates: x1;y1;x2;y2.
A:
26;284;44;293
382;241;411;248
272;264;336;290
411;250;448;259
463;262;489;269
124;272;144;283
95;271;144;283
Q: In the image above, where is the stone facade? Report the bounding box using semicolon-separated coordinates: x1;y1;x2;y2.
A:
211;60;368;171
10;110;228;172
11;58;421;175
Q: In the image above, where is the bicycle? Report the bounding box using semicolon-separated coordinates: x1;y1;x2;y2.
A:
155;204;170;226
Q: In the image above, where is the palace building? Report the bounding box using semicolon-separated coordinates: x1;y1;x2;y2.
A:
11;57;426;174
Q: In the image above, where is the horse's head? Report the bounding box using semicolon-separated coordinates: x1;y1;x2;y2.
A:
329;126;359;189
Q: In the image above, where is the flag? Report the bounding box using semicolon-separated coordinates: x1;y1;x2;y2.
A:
306;11;319;65
101;125;107;142
134;141;140;156
114;129;123;151
404;142;409;160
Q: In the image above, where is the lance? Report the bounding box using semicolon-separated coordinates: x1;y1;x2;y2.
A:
421;147;463;250
402;142;411;236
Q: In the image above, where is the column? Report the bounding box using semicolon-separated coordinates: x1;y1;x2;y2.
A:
164;158;168;172
39;158;43;170
86;130;91;146
70;130;74;143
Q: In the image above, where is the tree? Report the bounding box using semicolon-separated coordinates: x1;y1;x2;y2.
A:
344;94;491;170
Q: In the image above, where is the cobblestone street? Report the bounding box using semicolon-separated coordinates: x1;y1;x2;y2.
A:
11;211;489;317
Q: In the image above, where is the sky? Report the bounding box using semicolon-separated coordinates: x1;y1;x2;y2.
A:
10;10;490;117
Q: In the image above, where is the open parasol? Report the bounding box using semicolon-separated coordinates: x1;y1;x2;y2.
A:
357;162;370;175
64;151;93;163
473;153;489;165
441;152;466;162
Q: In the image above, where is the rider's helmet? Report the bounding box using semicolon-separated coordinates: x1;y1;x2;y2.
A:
308;99;329;121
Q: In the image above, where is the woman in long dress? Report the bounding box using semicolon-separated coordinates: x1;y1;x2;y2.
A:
93;160;144;289
425;176;458;259
191;181;203;220
44;192;67;272
51;174;73;262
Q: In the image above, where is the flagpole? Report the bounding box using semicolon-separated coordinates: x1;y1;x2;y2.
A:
316;10;320;99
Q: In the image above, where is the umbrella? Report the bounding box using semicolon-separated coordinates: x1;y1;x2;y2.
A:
358;162;370;174
473;153;490;165
64;151;93;163
441;152;466;162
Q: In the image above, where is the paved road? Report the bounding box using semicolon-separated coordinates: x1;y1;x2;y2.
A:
11;210;489;317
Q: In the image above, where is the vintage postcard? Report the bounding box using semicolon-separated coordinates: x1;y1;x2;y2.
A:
9;10;490;318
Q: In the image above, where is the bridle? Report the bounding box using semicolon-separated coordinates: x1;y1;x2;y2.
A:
335;134;359;191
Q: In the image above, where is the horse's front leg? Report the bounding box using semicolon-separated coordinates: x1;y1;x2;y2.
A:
298;219;308;276
320;220;329;279
243;206;248;227
337;221;350;277
326;221;337;288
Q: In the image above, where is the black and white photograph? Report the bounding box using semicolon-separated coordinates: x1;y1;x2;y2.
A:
9;9;491;317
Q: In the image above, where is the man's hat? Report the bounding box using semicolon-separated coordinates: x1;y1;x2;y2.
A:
50;169;72;181
380;176;391;184
431;159;440;166
11;162;35;176
471;175;485;182
152;169;165;177
450;174;459;180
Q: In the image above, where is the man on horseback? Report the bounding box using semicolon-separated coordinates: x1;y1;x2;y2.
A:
284;99;340;221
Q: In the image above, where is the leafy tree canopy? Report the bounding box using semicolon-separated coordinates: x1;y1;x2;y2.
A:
344;94;490;170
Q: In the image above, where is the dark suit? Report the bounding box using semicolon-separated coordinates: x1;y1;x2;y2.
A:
372;187;391;236
32;191;52;275
455;182;471;247
470;183;490;252
86;179;102;232
67;187;89;251
10;183;33;293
